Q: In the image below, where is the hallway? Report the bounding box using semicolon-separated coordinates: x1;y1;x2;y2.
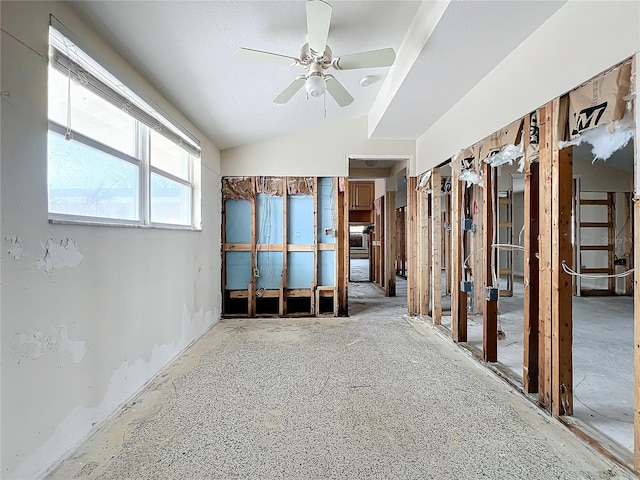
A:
49;292;631;479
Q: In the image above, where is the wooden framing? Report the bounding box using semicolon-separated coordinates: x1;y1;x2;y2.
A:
418;184;431;316
471;183;484;313
222;176;347;318
552;144;574;416
249;181;257;316
338;178;349;315
431;168;442;324
523;112;540;393
450;161;467;341
538;102;554;409
385;190;397;296
482;162;497;362
407;177;420;315
633;52;639;473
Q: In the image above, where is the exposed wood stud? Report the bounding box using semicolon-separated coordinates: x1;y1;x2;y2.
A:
250;177;257;317
385;190;397;297
451;161;467;342
312;177;318;316
523;113;540;394
431;168;443;324
419;185;430;315
407;177;420;315
632;50;639;473
483;161;497;362
552;145;574;417
282;177;288;315
539;102;553;409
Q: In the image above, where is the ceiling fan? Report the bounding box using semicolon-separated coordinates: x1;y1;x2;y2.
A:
236;0;396;107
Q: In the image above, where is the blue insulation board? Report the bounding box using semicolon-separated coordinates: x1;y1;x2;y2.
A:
256;194;283;244
287;252;314;289
256;251;283;290
287;195;314;244
225;199;251;244
225;251;251;290
317;177;336;244
318;250;335;286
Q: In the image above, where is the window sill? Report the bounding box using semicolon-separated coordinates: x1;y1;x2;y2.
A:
48;217;202;232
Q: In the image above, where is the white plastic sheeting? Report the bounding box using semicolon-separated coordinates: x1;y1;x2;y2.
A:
484;142;524;168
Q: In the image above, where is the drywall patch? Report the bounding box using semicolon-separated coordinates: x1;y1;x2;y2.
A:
4;234;25;259
14;323;87;364
37;238;84;273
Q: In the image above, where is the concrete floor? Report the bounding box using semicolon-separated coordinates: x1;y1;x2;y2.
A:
48;263;633;479
440;275;634;457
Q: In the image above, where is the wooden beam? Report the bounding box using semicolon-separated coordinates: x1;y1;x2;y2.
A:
385;190;397;296
312;177;318;316
340;178;349;314
431;168;442;325
538;102;553;410
472;183;484;315
418;186;430;316
282;177;288;316
523;113;540;394
250;177;257;316
333;177;340;316
451;160;467;342
483;162;497;362
632;50;640;474
407;177;420;314
551;99;574;416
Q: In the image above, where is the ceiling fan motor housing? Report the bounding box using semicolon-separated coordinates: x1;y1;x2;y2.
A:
300;43;332;68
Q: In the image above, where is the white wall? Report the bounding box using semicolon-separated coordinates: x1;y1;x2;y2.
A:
415;0;640;174
221;116;415;177
1;2;222;478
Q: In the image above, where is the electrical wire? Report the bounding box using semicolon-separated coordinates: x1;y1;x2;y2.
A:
561;260;634;279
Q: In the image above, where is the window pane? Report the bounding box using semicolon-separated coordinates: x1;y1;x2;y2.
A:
151;173;191;225
48;130;139;221
150;130;190;180
48;67;136;156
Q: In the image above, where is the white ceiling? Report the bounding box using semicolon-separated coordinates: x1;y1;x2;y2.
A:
68;0;566;151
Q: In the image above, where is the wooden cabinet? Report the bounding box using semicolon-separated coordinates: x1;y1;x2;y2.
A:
349;181;374;210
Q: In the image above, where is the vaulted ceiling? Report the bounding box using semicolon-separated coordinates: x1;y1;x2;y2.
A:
68;0;566;151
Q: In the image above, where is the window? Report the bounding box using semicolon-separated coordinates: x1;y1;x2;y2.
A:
47;22;201;228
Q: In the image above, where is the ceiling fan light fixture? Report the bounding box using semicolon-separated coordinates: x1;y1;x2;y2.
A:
305;74;326;97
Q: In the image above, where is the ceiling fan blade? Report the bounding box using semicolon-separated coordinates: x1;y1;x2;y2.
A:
274;77;306;104
325;76;354;107
236;47;299;66
306;0;332;55
333;48;396;70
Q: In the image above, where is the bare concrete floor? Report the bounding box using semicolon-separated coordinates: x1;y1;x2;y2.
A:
48;271;633;479
440;276;634;458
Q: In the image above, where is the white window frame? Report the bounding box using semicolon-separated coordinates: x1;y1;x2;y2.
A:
47;19;202;230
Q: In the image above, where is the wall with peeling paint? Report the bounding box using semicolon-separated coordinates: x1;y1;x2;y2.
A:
0;2;222;478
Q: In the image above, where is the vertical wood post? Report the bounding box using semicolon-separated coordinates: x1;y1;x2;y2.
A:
249;177;257;316
483;162;498;362
552;146;574;416
631;52;640;473
419;185;431;315
282;177;288;316
385;190;397;296
523;114;540;393
451;160;467;342
407;177;420;314
538;103;554;409
431;168;442;324
472;183;484;314
312;177;318;316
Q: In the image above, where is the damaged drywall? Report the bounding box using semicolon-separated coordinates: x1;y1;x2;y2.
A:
4;235;24;259
8;305;218;480
559;110;635;161
12;324;87;364
36;238;84;273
